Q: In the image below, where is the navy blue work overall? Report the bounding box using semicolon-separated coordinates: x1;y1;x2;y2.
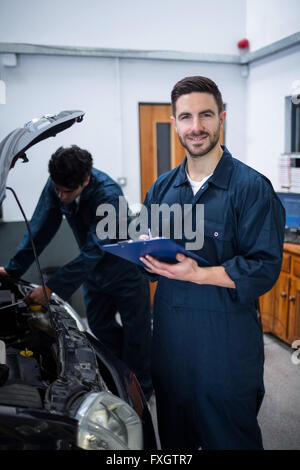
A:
143;147;285;449
5;168;152;399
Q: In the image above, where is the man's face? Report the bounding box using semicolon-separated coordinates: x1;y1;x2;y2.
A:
171;92;226;158
53;176;90;204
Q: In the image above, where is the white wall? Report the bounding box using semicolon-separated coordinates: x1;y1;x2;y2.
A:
121;59;246;207
0;0;248;221
0;53;246;221
1;0;300;221
246;0;300;51
246;44;300;190
0;0;246;55
0;54;118;221
245;0;300;191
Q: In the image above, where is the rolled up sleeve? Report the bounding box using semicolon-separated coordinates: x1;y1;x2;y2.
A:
222;177;285;304
46;191;126;300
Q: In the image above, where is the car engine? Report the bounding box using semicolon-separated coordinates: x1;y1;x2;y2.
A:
0;275;107;414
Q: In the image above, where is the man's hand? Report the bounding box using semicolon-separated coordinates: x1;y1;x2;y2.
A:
0;267;8;276
24;285;52;306
140;253;199;282
140;253;236;288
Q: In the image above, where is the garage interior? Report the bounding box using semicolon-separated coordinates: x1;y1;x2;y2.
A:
0;0;300;451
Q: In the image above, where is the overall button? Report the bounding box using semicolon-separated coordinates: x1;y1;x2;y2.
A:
214;232;219;237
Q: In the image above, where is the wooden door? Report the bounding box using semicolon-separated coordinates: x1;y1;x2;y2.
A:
288;278;300;344
139;104;185;202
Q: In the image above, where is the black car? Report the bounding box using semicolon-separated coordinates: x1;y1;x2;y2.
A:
0;111;157;450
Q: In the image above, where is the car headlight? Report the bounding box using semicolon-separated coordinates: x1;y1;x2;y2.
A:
75;392;143;450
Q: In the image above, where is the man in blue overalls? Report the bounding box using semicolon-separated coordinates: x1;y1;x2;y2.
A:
140;76;285;449
1;145;152;400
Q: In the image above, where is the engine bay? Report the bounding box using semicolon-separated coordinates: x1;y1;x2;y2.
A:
0;276;106;414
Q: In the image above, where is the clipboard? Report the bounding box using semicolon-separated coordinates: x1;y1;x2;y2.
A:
101;237;210;267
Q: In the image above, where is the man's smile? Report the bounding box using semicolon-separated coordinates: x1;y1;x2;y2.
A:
188;134;208;143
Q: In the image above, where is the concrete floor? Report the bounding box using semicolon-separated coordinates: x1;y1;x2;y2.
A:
258;334;300;450
148;333;300;450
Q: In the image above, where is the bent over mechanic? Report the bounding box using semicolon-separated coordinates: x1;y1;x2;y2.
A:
1;146;152;400
140;76;285;449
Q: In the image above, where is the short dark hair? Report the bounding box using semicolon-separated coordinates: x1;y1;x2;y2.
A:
48;145;93;189
171;76;224;116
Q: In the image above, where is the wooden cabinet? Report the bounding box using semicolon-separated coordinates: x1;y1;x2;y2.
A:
272;272;290;342
259;244;300;345
287;278;300;343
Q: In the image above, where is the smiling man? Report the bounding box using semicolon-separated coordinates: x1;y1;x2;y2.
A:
175;92;224;158
140;76;285;450
0;145;153;401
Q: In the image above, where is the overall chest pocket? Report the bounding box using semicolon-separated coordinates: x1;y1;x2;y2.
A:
202;218;236;265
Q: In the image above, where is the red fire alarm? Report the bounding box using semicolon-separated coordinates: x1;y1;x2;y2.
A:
237;39;249;49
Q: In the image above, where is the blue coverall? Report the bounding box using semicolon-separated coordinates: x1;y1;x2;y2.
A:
143;146;285;449
5;168;152;399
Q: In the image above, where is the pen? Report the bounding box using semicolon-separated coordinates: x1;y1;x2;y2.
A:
148;228;152;239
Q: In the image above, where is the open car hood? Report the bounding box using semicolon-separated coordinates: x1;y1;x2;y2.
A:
0;110;85;205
